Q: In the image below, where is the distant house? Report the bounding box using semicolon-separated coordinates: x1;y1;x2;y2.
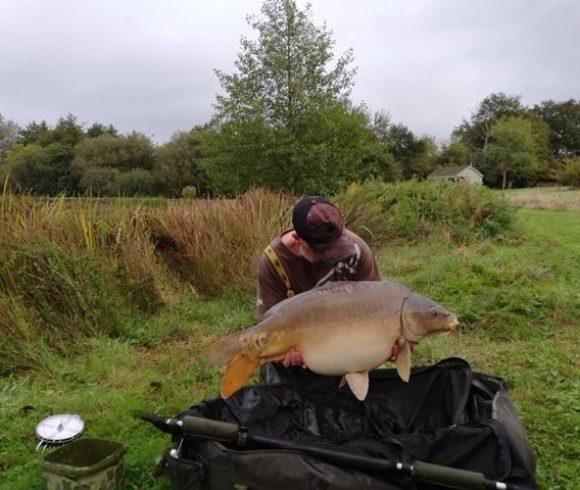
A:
428;164;483;185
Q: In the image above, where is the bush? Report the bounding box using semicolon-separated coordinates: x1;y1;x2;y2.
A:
555;157;580;188
336;179;516;244
181;185;197;199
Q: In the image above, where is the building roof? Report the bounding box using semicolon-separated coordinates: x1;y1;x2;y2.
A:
429;164;483;178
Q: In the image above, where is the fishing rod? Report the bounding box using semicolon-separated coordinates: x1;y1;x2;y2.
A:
140;413;529;490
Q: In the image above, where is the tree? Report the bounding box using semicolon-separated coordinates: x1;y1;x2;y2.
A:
153;129;209;197
453;92;524;152
487;116;538;189
72;133;155;196
17;114;85;148
0;114;20;161
1;143;70;194
554;157;580;188
380;123;436;179
523;114;551;184
439;142;470;166
86;122;118;138
204;103;391;195
214;0;355;129
3;115;87;194
17;120;52;146
532;99;580;158
205;0;370;194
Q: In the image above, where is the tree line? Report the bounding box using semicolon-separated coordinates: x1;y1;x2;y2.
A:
1;0;579;196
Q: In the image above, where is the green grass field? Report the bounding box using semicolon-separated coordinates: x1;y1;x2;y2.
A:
0;207;578;489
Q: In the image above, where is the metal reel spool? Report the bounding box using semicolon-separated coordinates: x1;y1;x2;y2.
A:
35;414;84;450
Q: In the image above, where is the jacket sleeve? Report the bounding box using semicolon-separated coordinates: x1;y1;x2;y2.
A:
256;252;288;319
354;239;382;281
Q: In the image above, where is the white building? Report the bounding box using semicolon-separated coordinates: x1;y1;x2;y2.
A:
428;164;484;185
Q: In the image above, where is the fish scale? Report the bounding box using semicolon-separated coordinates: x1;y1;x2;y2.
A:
203;281;459;400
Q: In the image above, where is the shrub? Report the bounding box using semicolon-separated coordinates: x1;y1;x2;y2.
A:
555;157;580;188
181;185;197;199
336;179;516;244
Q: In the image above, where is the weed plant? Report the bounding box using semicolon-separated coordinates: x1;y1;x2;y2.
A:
0;181;519;374
337;180;515;244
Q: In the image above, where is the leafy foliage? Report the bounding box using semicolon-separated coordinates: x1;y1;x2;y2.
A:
452;92;525;150
438;141;470;166
533;99;580;158
1;115;123;195
204;0;385;194
72;133;155;196
336;179;515;244
487;116;539;189
380;123;437;179
153;130;209;197
214;0;355;128
554;157;580;188
1;143;74;194
0;114;20;160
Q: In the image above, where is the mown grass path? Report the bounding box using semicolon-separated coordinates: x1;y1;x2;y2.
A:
0;209;578;489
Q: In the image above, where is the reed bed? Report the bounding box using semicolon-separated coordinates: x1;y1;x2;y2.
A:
0;182;515;373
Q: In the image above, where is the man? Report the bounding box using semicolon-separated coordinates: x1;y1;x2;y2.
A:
256;196;409;370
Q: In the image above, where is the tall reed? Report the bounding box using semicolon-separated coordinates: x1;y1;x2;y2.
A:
0;182;516;373
147;189;292;295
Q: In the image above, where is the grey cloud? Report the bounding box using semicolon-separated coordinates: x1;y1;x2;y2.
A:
1;0;578;143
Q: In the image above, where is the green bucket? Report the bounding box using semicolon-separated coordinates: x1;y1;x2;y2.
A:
41;438;126;490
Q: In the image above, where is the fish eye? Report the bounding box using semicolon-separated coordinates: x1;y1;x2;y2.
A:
431;309;437;317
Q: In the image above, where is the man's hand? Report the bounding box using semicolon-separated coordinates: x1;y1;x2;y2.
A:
282;348;307;368
389;341;417;361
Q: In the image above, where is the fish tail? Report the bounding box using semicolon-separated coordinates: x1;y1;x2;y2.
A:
202;331;243;366
221;353;260;399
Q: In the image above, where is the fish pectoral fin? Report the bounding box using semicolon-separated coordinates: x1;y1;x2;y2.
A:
345;372;369;401
395;341;412;383
221;353;260;399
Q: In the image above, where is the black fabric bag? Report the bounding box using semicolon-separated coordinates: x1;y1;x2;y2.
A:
164;357;537;489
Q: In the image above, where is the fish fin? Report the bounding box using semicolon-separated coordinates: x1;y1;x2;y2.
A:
339;375;347;388
396;341;412;382
345;372;369;401
202;331;243;366
221;353;260;399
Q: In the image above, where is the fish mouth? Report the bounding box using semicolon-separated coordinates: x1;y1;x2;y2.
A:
447;315;460;330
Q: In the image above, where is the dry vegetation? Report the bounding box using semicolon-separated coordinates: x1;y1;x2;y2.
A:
0;182;513;374
503;186;580;211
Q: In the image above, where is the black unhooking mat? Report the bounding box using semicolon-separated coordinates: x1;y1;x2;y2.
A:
162;357;537;489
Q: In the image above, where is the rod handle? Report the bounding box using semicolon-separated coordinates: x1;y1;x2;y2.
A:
180;416;241;442
413;460;511;490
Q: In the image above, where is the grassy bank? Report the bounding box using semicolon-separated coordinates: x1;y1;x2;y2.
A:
0;182;512;374
0;208;578;488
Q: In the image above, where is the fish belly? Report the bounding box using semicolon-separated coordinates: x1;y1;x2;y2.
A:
298;322;397;376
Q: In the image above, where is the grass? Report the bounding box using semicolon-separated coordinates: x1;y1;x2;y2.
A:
0;182;514;374
0;202;578;488
503;186;580;211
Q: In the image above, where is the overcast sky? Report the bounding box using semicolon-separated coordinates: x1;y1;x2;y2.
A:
1;0;578;143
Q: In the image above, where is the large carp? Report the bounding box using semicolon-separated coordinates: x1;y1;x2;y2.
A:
202;281;459;401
